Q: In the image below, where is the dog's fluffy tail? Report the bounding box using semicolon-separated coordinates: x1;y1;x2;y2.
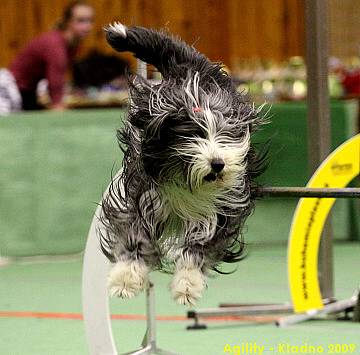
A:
104;22;232;88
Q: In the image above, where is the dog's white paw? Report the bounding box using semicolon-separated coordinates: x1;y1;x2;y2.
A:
170;266;206;306
108;260;149;299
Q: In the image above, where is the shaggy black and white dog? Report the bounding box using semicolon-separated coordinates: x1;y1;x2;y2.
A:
99;22;267;305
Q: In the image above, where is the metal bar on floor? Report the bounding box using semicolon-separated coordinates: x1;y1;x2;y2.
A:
187;299;336;330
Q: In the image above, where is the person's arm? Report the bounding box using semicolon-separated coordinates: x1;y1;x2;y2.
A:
44;45;68;110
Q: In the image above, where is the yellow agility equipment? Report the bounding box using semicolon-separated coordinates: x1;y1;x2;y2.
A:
288;134;360;313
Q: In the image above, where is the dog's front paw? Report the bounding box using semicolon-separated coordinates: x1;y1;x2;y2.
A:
107;260;149;299
170;266;206;306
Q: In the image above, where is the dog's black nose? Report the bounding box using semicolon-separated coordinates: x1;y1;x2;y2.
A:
211;159;225;173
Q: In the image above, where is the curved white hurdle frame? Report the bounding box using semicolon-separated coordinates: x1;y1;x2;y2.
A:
82;202;117;355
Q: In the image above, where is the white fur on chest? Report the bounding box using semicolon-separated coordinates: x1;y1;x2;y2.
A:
156;183;219;257
159;181;220;221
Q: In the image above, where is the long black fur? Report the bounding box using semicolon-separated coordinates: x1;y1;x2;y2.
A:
99;23;268;276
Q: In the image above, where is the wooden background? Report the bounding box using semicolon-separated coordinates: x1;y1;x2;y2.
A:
328;0;360;59
0;0;305;69
0;0;358;70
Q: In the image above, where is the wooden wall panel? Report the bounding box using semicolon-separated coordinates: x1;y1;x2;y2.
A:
284;0;305;58
329;0;360;58
0;0;305;70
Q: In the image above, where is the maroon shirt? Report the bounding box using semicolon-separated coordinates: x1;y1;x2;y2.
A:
10;30;76;105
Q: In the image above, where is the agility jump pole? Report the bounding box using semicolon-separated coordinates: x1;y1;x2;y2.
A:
255;187;360;199
305;0;334;300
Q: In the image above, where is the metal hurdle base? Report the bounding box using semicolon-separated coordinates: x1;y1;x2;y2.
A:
276;289;360;327
187;291;360;329
186;301;305;330
186;302;294;330
122;282;179;355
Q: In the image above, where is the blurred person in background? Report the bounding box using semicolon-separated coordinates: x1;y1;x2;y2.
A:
0;0;94;115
